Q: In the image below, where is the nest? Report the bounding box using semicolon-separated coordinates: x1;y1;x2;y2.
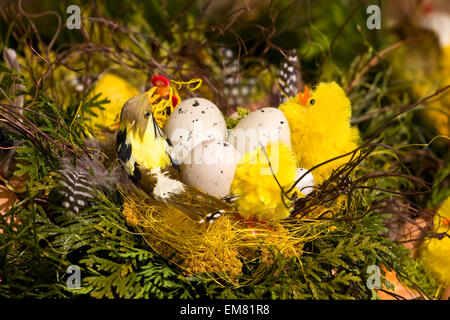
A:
117;137;440;285
121;190;332;284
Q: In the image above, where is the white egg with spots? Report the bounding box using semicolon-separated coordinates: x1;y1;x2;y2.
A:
181;140;240;197
164;98;227;163
227;107;291;155
293;168;314;196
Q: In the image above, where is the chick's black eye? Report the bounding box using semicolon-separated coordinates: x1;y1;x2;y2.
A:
312;86;317;92
144;111;151;118
309;99;315;105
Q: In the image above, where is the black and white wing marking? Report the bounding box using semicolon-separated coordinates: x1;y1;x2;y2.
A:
116;127;131;164
116;127;142;183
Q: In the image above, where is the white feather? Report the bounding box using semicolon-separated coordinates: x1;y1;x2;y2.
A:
152;169;185;200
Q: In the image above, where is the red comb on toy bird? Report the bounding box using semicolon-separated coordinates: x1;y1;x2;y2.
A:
151;75;179;107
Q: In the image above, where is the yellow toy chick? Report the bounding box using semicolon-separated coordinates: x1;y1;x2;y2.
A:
418;8;450;138
230;141;298;222
86;73;140;134
279;82;360;185
419;197;450;292
413;45;450;138
389;6;450;139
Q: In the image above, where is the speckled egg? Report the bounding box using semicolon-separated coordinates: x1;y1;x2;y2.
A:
293;168;315;196
164;98;227;162
181;140;240;197
227;107;291;156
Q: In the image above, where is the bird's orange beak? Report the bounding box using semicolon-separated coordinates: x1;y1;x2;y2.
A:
298;85;311;106
156;86;168;97
151;75;170;97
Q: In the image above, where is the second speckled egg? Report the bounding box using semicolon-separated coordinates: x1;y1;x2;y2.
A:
227;107;291;156
181;140;240;197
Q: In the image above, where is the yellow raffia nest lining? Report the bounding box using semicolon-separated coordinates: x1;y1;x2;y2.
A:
121;191;333;284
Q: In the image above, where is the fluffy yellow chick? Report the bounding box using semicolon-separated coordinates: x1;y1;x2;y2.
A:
414;45;450;138
418;8;450;137
230;141;297;222
86;73;139;134
419;197;450;288
279;82;360;185
390;7;450;139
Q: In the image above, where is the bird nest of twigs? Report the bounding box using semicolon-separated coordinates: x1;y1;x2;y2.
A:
118;142;409;284
121;191;321;284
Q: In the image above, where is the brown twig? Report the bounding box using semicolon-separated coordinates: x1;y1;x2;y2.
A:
346;39;413;93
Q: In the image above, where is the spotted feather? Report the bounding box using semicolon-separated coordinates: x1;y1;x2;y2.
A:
277;49;303;104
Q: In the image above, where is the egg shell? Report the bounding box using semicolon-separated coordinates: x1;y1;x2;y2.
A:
227;107;291;156
421;12;450;47
294;168;314;195
164;98;227;162
181;140;240;197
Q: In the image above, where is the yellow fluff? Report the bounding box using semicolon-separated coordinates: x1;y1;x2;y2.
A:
279;82;360;185
414;45;450;137
419;197;450;287
86;73;139;133
230;141;297;222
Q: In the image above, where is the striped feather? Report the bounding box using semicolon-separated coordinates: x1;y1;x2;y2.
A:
57;156;120;214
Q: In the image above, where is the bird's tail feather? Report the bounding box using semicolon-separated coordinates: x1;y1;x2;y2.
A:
140;169;236;224
165;185;236;224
